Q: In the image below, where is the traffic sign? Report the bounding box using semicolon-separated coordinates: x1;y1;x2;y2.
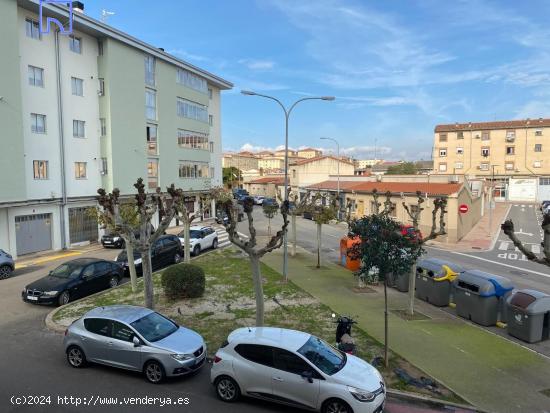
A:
459;204;469;214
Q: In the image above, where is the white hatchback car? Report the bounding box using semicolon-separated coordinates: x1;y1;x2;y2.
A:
211;327;385;413
178;226;218;256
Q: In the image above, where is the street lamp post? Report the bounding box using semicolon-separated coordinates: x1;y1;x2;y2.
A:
320;137;340;219
489;165;499;238
241;91;335;281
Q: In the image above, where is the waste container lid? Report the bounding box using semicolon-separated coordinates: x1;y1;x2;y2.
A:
417;258;464;281
507;289;550;314
456;270;514;297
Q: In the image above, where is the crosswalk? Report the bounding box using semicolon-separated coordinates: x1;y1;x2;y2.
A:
497;240;541;254
214;226;248;249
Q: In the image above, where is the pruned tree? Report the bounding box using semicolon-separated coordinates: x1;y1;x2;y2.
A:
221;192;289;326
262;202;278;236
348;213;423;367
280;189;310;257
402;191;448;315
304;192;338;268
502;214;550;266
97;179;182;309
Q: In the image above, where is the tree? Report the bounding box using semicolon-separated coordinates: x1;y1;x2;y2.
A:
386;162;418;175
221;193;289;326
402;191;448;315
97;179;181;309
304;192;338;269
502;214;550;266
280;189;310;257
262;203;278;236
348;208;423;368
223;167;241;189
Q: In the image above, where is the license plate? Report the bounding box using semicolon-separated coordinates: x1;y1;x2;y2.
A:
104;241;111;244
27;296;38;301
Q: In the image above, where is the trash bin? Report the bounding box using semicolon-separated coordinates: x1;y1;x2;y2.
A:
506;289;550;343
415;258;464;307
339;236;361;272
389;270;410;292
453;270;514;326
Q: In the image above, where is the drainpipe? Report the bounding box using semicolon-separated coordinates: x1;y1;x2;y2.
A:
55;29;68;250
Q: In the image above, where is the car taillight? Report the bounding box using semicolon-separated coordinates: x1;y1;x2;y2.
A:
213;355;222;363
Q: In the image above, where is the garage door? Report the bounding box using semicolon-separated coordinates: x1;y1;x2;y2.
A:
508;178;537;202
15;213;52;255
538;177;550;202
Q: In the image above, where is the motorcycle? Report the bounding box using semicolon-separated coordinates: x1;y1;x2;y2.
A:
332;313;357;355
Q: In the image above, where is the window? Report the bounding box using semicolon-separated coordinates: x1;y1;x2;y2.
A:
209;114;213;126
100;118;106;136
439;148;447;157
177;129;209;149
178;161;209;178
208;88;213;99
535;144;542;152
272;348;312;375
234;344;274;367
209;142;214;153
83;318;110;336
457;131;464;139
28;66;44;87
481;131;490;140
210;167;215;179
176;69;208;93
145;89;156;120
505;162;514;171
438;163;447;172
73;120;85;138
147;124;158;155
506;130;516;141
33;160;48;179
506;146;515;155
535;129;543;136
540;177;550;185
456;147;464;155
98;78;105;96
147;158;158;189
481;147;490;157
30;113;46;133
25;18;40;39
297;336;345;376
454;162;463;169
75;162;87;179
534;161;542;168
480;163;489;171
111;321;135;342
69;35;81;53
176;98;208;122
71;77;84;96
439;133;447;142
82;264;96;278
144;55;155;87
98;40;104;56
101;157;108;175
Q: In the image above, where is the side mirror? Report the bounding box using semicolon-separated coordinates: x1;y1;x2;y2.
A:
132;336;141;347
301;371;314;383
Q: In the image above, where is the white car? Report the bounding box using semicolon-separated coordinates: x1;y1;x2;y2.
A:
253;196;265;205
211;327;385;413
178;226;218;256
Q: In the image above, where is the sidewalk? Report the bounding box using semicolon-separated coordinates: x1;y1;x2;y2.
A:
262;248;550;413
427;203;510;252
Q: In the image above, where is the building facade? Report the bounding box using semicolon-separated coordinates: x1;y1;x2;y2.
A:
258;157;285;170
244;176;284;198
434;118;550;201
0;0;232;257
297;148;322;159
288;156;355;196
356;159;382;169
222;153;259;171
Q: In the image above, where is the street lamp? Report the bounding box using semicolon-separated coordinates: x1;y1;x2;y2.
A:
241;91;335;281
320;137;341;219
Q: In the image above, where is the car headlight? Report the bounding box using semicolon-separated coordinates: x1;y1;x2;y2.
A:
171;353;194;361
134;258;142;265
112;236;121;242
42;291;59;296
348;386;376;402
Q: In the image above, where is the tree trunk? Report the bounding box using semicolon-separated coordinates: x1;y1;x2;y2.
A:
407;263;417;316
316;222;322;268
291;214;297;257
267;217;271;236
384;275;389;368
141;250;155;309
125;240;138;293
183;220;191;263
249;255;265;326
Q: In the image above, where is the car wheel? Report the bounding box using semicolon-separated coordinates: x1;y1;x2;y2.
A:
144;360;165;384
212;238;218;249
66;346;87;368
322;398;352;413
193;245;200;256
0;265;12;280
58;291;70;306
109;276;119;288
215;376;240;402
174;253;182;263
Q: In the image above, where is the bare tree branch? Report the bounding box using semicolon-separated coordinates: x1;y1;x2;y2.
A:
502;217;550;266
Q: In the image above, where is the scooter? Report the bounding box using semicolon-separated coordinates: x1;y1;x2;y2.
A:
332;313;357;355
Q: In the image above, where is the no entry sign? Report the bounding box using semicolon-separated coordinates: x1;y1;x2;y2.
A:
459;204;469;214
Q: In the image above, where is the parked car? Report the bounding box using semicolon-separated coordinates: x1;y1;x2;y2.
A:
262;198;279;208
211;327;385;413
233;189;249;199
0;249;15;280
253;196;265;205
22;258;124;306
303;210;313;220
101;232;126;249
237;195;254;205
178;226;218;256
540;200;550;211
64;305;207;383
115;234;182;275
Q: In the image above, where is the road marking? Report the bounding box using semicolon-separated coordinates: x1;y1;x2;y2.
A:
532;244;541;254
498;241;509;250
15;251;82;269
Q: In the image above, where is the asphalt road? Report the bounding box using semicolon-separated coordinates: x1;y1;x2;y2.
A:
0;241;459;412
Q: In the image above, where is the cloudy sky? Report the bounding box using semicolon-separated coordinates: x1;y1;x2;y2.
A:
86;0;550;160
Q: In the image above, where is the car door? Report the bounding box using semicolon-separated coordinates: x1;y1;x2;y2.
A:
206;228;216;248
151;240;165;270
80;264;103;297
104;321;142;371
82;318;111;363
233;344;276;398
271;347;321;409
95;261;113;291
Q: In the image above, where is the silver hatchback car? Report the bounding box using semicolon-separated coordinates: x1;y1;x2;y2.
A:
63;305;207;383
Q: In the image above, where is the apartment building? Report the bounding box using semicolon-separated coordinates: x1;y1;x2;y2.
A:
258;157;284;170
433;118;550;201
297;147;322;159
0;0;232;258
222;152;259;171
356;159;382;169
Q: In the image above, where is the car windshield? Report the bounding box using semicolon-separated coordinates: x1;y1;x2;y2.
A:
188;230;202;238
117;250;141;261
50;263;83;279
130;312;178;342
297;335;346;375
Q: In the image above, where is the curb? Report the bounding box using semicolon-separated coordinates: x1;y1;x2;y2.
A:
387;389;493;413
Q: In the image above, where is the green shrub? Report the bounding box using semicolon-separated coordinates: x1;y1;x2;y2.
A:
161;263;205;299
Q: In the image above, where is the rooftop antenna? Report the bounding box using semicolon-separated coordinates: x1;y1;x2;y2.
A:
101;9;115;23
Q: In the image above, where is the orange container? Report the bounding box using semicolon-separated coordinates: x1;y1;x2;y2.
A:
340;236;361;271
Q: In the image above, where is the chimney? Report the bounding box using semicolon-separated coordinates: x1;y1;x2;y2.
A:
72;1;84;13
158;48;165;52
539;117;543;123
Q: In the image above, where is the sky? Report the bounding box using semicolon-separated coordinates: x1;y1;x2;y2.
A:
85;0;550;161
